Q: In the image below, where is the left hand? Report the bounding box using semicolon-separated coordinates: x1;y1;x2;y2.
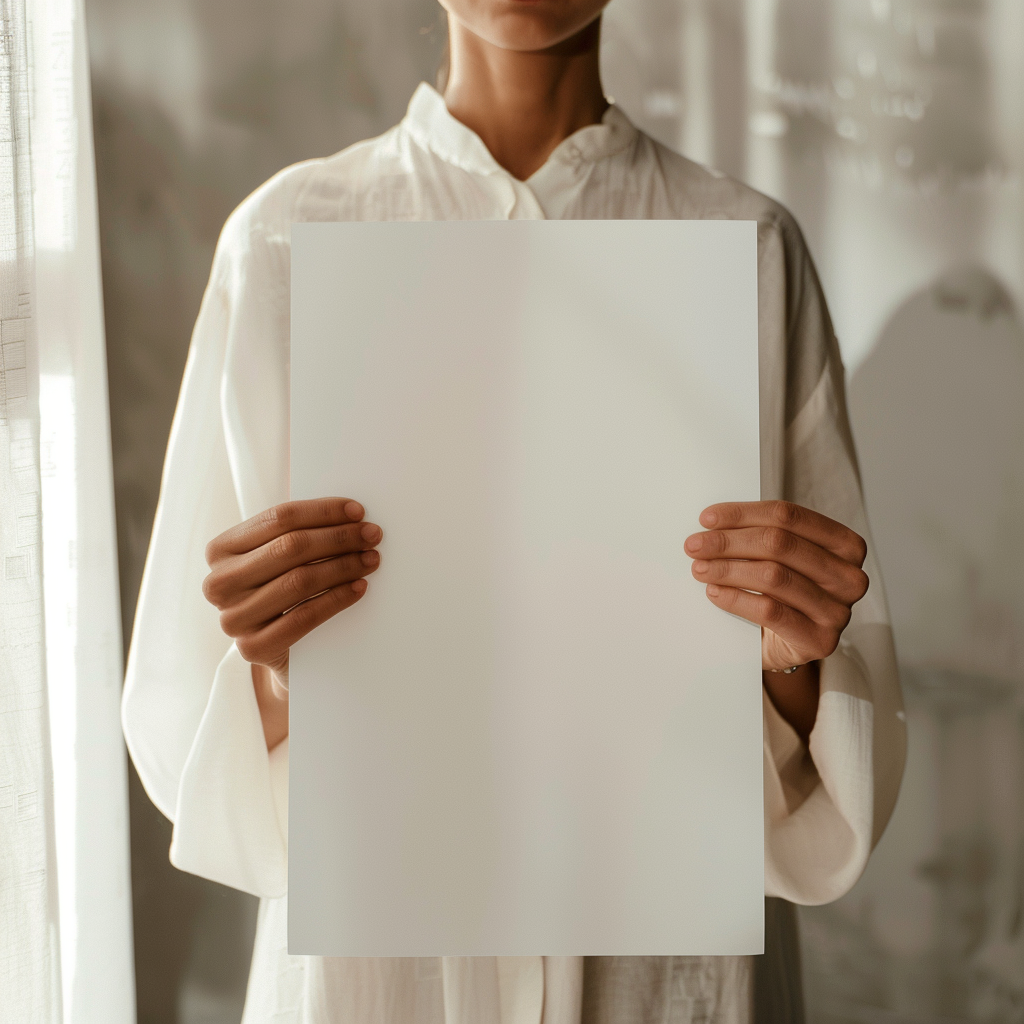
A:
684;500;869;672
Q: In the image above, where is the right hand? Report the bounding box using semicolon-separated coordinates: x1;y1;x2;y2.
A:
202;498;383;688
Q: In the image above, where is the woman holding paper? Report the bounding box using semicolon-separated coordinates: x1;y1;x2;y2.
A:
123;1;906;1021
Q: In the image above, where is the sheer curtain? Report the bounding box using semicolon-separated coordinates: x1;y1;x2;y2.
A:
1;0;134;1021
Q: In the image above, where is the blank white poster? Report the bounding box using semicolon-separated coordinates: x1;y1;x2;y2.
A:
289;220;763;956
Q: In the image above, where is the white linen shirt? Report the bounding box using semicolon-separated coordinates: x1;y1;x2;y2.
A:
122;83;906;1024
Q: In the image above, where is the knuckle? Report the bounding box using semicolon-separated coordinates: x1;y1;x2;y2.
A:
707;558;727;580
204;539;221;568
267;535;289;561
218;607;242;637
835;565;867;603
202;571;224;606
826;603;852;631
762;562;790;590
850;533;868;566
254;507;280;539
816;627;841;659
235;635;261;663
270;530;306;561
288;598;319;631
771;501;800;528
280;566;310;603
287;531;311;558
261;503;292;533
763;598;787;625
762;526;792;557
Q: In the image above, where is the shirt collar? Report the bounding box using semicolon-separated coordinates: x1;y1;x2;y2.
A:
402;81;638;182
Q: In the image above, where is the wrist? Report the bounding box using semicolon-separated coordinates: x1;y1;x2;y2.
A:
762;661;821;746
252;663;290;750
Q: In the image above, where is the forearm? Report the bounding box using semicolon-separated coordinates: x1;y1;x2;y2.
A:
762;661;820;746
252;663;289;751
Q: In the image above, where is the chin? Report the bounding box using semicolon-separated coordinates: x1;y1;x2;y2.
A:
444;0;607;53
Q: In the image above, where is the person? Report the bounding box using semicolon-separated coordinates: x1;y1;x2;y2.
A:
122;1;907;1021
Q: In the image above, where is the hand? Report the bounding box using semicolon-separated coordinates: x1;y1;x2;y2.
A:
202;498;383;690
684;500;869;672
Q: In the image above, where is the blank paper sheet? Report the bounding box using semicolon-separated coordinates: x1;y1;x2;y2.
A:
289;220;763;956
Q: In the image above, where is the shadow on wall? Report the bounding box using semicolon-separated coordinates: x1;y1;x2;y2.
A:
801;265;1024;1024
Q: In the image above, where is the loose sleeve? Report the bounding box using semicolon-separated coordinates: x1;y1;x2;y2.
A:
759;216;907;905
121;201;293;899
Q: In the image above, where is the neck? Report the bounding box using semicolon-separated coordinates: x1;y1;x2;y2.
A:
443;17;608;181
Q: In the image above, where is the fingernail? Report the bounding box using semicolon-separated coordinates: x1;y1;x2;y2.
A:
361;550;379;567
693;559;710;574
361;523;382;543
684;535;703;554
706;584;721;597
344;500;364;520
351;578;367;594
700;509;718;527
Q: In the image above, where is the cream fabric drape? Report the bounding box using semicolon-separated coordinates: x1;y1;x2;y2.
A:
1;0;134;1021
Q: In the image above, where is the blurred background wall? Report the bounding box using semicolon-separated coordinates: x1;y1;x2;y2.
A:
84;1;1024;1021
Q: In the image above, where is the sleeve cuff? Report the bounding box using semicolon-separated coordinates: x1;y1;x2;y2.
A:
764;645;874;905
170;644;288;898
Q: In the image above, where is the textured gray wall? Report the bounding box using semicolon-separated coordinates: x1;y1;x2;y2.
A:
89;4;444;1019
87;1;1024;1021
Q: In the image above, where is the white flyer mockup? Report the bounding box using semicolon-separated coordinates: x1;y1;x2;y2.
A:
288;220;763;956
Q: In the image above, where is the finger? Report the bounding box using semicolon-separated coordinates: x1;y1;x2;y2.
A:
703;583;829;656
207;520;384;601
235;580;368;666
684;526;868;605
699;501;867;566
208;498;366;561
691;557;851;630
220;550;380;635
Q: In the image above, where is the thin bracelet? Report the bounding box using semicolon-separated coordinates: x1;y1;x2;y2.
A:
767;665;801;674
